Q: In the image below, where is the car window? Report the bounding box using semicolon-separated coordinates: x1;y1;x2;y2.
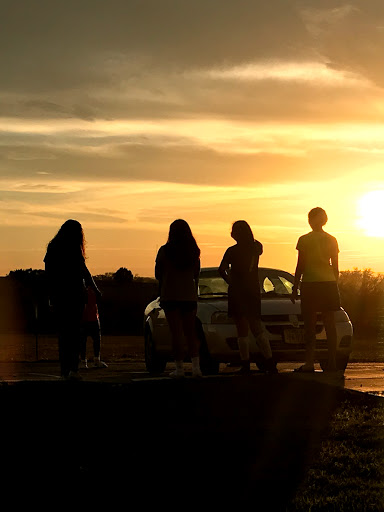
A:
199;276;228;296
261;274;295;296
198;268;296;297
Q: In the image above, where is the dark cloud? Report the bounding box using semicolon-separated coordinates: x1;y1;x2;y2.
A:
1;0;382;127
1;1;311;91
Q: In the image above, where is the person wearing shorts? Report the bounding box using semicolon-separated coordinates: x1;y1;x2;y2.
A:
291;207;340;373
155;219;202;378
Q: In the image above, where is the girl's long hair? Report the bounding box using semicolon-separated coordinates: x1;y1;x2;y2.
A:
165;219;200;269
231;220;255;246
47;219;86;258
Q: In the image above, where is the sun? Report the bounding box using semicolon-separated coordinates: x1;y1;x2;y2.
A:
357;190;384;237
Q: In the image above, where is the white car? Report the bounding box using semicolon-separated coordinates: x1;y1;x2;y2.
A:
144;267;353;374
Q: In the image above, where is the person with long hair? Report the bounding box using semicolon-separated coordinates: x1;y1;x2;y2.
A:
219;221;277;374
291;208;340;373
155;219;202;378
44;219;101;380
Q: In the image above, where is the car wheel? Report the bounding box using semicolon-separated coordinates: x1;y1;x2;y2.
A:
197;323;220;376
145;326;167;374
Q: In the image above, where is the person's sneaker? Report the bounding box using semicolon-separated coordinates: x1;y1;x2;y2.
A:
93;357;108;368
237;361;251;375
169;368;185;379
68;371;83;381
265;359;278;375
79;359;88;369
192;367;203;379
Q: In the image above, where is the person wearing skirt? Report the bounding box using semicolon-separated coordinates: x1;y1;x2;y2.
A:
291;208;340;373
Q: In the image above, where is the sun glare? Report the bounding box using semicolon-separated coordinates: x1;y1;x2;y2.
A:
357;190;384;237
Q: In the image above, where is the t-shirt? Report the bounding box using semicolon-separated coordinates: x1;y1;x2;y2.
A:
155;245;200;302
220;240;263;294
296;231;339;282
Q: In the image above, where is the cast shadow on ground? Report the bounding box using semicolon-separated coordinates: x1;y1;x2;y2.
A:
0;374;343;508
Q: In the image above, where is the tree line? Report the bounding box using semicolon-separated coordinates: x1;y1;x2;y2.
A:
0;267;383;339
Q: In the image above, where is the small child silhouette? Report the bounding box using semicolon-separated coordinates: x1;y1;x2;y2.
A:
80;286;107;369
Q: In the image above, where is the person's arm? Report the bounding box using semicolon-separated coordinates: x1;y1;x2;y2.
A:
291;251;305;303
194;258;200;294
83;262;102;300
219;249;231;285
331;253;339;282
155;247;164;282
331;238;339;282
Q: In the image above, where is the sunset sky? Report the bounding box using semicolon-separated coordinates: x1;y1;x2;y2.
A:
1;0;384;277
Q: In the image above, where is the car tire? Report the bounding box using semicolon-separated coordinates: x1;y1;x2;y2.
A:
197;323;220;376
145;326;167;374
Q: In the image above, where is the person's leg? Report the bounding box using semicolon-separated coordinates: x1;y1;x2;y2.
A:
55;308;70;378
67;302;85;377
322;311;337;371
58;333;70;378
91;320;108;368
79;323;87;367
248;317;277;373
234;315;251;372
301;309;317;370
165;309;185;377
249;318;272;359
181;307;202;377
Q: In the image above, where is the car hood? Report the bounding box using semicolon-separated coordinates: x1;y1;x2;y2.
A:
197;296;301;317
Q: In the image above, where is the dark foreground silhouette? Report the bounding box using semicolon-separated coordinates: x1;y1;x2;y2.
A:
0;376;343;508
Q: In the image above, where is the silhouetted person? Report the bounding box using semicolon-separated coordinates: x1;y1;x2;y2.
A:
219;221;277;374
79;286;107;369
291;208;340;373
44;219;101;380
155;219;202;378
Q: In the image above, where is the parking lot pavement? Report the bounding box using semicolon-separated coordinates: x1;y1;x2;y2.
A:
1;360;384;394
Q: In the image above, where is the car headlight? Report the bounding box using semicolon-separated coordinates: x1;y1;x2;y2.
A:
211;311;233;324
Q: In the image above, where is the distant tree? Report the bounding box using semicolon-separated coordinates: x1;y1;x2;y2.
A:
113;267;134;284
94;272;114;281
339;268;384;339
8;268;45;282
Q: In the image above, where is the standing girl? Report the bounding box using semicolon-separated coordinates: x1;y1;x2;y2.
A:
219;221;276;374
155;219;202;378
291;207;340;372
44;219;101;380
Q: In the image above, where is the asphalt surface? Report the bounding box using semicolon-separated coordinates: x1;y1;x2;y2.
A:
1;359;384;395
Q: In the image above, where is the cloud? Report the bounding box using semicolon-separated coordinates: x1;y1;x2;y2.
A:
299;1;384;87
1;1;312;91
2;0;381;126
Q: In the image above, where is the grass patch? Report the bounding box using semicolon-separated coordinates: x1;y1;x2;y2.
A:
288;391;384;511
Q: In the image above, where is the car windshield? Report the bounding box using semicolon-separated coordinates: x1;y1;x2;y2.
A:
198;268;295;297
